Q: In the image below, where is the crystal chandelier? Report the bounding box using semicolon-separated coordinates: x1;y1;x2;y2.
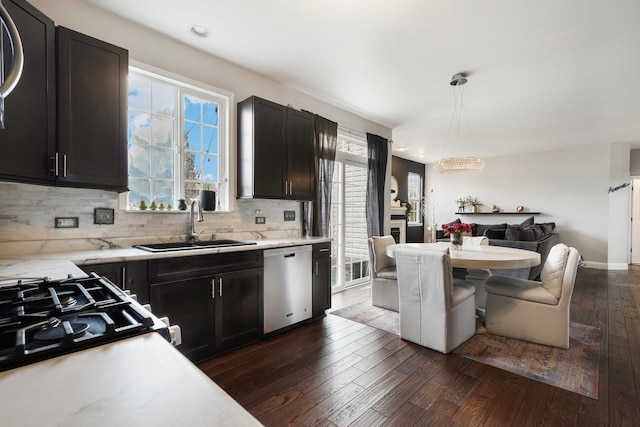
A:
434;73;485;174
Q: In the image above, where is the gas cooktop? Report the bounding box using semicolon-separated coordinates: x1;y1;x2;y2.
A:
0;274;170;372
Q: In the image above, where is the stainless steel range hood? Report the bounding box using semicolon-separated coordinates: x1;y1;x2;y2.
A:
0;0;24;129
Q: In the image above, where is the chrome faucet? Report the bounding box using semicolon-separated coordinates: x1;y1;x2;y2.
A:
187;198;204;243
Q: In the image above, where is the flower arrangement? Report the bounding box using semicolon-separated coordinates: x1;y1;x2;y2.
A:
465;196;484;207
442;222;471;250
441;222;472;236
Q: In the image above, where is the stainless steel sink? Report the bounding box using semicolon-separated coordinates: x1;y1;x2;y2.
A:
134;239;257;252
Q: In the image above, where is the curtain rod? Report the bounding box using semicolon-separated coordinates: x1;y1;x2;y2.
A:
338;125;365;138
338;125;393;144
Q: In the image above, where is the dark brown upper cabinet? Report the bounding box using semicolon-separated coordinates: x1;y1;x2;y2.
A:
0;2;129;193
237;96;314;201
56;27;128;192
0;0;56;185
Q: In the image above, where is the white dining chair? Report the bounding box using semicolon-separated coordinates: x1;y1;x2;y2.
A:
367;236;399;312
484;243;580;349
395;246;476;354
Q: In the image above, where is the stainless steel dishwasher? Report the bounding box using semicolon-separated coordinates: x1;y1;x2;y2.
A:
263;245;312;333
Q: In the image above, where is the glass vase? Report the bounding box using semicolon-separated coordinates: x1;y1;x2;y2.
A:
450;232;463;250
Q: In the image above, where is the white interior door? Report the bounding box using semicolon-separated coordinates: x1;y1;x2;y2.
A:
631;178;640;264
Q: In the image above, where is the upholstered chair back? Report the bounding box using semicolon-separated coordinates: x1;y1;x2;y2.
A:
463;236;488;247
541;243;580;303
396;247;476;354
368;235;396;274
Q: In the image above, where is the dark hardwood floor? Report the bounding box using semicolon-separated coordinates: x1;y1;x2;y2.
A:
198;266;640;426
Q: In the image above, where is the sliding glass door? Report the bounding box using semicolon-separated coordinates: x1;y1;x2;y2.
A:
330;130;369;292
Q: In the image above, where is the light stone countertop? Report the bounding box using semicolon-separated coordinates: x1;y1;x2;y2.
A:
0;237;331;283
0;333;263;427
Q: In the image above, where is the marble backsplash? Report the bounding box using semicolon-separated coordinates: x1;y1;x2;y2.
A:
0;182;302;256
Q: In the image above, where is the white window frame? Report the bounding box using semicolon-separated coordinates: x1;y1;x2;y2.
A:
407;171;423;226
120;61;235;212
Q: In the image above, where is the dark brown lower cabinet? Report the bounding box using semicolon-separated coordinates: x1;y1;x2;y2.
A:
213;268;263;354
81;260;149;304
312;243;332;318
150;276;215;362
148;251;263;362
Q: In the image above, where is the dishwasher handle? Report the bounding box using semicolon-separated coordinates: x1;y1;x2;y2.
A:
284;253;296;258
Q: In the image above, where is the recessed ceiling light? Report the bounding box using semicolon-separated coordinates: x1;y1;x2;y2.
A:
189;25;209;37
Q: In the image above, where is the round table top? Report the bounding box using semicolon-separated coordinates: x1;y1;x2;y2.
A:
386;242;541;269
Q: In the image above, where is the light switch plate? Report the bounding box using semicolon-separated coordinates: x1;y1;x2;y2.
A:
94;208;115;225
55;217;79;228
284;210;295;221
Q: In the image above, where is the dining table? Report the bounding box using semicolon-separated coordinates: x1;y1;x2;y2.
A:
385;242;541;269
386;242;541;319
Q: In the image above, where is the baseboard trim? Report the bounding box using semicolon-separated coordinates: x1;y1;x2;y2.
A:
583;261;628;271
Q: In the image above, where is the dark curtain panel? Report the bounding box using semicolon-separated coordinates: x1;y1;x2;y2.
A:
366;133;388;237
302;115;337;237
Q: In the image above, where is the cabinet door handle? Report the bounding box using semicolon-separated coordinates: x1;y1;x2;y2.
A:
289;181;293;195
319;248;329;252
211;279;215;299
121;266;126;290
54;153;59;177
314;261;318;275
219;277;223;297
63;155;68;178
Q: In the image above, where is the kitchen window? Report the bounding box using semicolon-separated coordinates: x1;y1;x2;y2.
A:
125;66;231;211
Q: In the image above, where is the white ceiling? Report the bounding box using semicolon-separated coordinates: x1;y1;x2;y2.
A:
83;0;640;163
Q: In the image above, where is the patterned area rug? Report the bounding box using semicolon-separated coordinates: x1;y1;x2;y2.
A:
330;302;399;335
330;302;600;399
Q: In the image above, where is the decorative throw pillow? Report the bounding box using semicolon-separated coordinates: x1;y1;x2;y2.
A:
505;224;519;241
517;228;536;241
524;225;544;240
475;223;507;237
519;216;534;227
540;222;556;235
484;228;506;240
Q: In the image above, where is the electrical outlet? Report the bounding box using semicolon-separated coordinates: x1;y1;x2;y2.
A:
94;208;115;225
255;216;266;224
284;210;296;221
55;217;79;228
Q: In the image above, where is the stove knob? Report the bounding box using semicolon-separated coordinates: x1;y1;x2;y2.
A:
169;325;182;346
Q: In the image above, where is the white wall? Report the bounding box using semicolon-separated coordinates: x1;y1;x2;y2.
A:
607;143;631;268
424;143;624;268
